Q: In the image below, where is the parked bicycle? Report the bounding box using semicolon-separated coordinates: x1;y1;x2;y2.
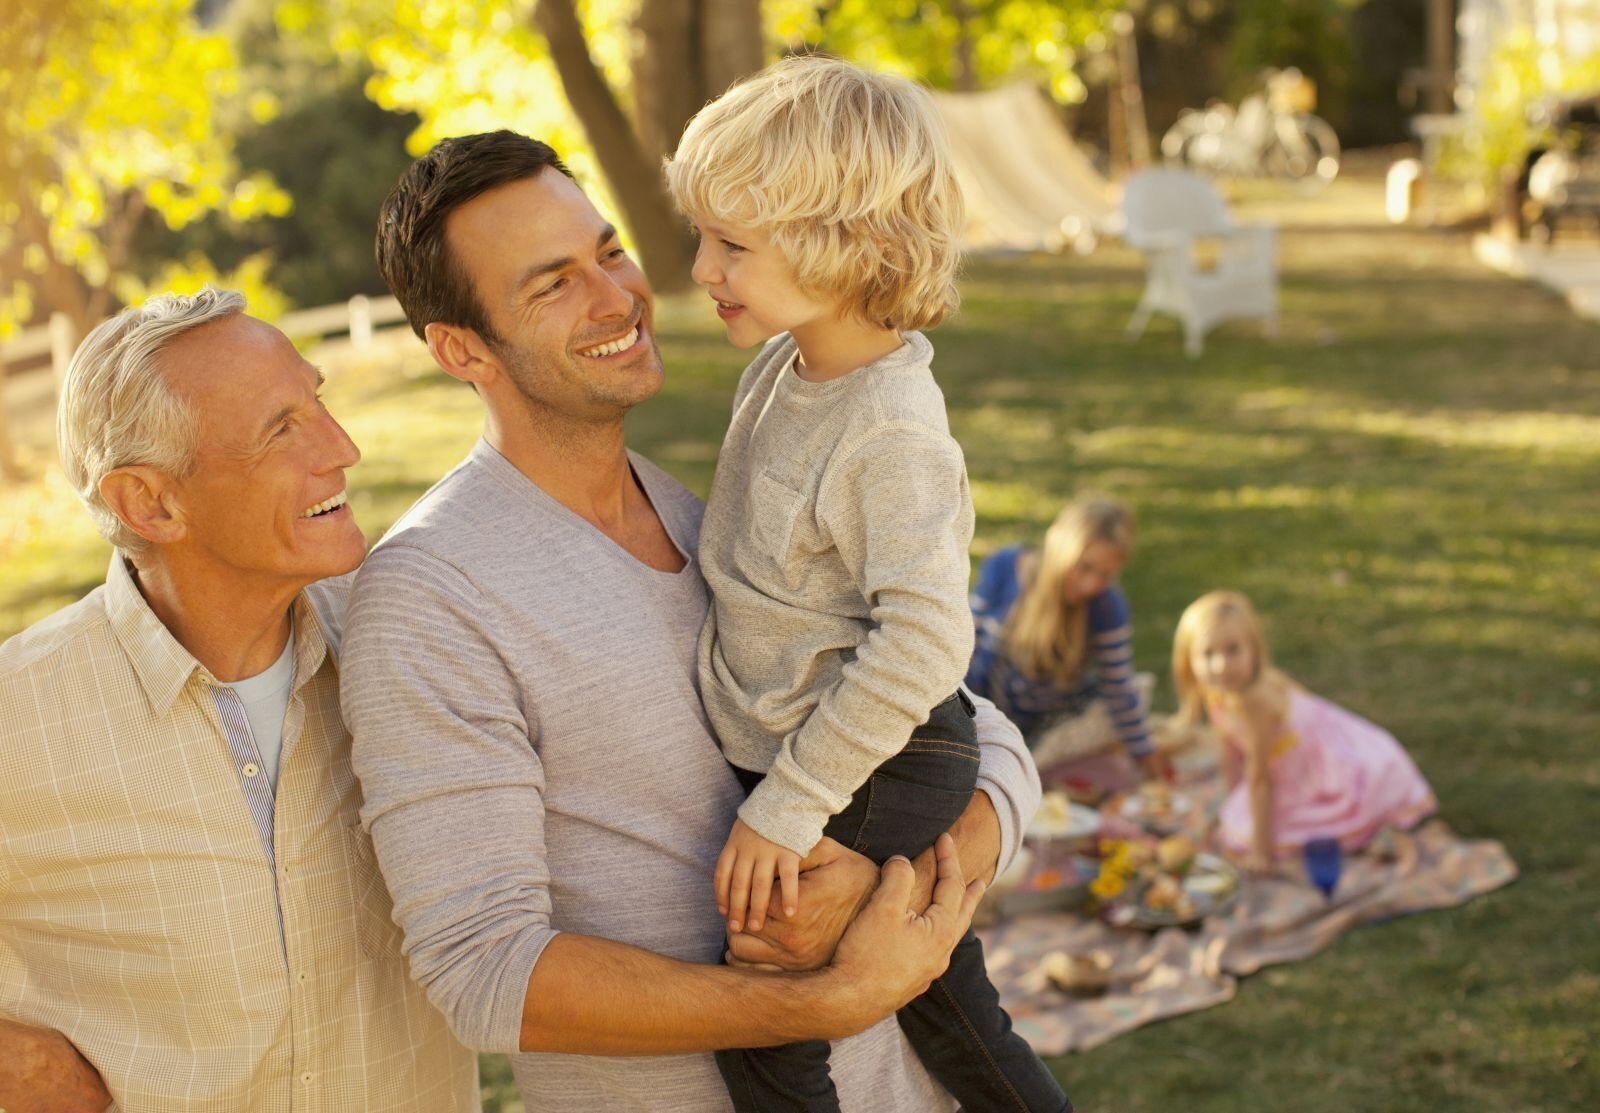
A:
1161;68;1341;187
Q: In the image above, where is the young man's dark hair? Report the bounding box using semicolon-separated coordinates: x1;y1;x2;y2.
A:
376;130;572;344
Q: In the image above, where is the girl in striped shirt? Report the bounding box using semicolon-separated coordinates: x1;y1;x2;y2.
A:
965;494;1170;780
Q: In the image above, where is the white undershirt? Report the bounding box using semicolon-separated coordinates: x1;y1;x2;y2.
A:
221;631;295;790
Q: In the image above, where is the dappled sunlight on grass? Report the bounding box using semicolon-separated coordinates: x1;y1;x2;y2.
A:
1067;425;1322;467
1311;406;1600;454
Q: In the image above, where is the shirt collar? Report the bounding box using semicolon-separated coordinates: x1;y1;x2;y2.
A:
103;553;332;716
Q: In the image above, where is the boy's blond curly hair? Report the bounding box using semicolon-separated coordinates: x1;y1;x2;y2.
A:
664;54;964;332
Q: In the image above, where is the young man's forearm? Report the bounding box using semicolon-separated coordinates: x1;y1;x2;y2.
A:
520;839;983;1056
519;933;855;1055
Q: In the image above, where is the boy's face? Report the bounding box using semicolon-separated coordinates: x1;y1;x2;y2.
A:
689;219;838;349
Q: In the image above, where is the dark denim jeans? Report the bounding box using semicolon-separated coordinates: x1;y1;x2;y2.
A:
716;691;1071;1113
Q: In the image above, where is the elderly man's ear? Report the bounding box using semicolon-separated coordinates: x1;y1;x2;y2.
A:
425;322;498;390
99;467;188;547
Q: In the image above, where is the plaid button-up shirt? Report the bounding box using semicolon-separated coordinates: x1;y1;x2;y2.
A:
0;555;479;1112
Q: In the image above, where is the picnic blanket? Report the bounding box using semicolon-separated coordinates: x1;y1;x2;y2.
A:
976;763;1518;1054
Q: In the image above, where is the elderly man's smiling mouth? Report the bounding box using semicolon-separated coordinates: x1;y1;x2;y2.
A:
301;490;349;519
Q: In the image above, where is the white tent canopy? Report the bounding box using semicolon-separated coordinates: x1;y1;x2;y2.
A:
931;83;1120;254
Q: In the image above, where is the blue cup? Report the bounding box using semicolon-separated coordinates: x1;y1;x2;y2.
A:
1303;836;1342;899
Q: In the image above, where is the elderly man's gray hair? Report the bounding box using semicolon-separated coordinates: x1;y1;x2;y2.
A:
57;287;247;554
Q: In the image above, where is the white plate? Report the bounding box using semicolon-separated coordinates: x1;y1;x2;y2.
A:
1182;857;1237;897
1028;792;1101;841
1118;790;1193;830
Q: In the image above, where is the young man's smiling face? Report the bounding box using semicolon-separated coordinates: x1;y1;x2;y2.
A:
689;219;838;350
161;313;366;594
444;170;663;422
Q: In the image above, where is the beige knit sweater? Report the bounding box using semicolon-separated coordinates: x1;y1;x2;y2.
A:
698;332;975;855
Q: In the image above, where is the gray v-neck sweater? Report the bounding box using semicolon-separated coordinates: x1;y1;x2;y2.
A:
342;439;1038;1112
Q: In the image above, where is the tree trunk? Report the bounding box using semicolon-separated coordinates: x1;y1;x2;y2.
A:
84;190;146;324
533;0;695;292
17;195;93;332
699;0;763;102
632;0;702;165
952;0;977;92
1425;0;1454;116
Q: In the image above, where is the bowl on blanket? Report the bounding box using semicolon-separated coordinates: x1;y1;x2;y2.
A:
1043;949;1113;996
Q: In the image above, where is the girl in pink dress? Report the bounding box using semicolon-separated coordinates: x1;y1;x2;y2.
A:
1172;590;1437;871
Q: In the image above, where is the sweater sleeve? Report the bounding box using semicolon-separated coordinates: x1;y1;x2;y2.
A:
1087;585;1154;759
342;544;556;1054
738;424;976;856
969;686;1039;877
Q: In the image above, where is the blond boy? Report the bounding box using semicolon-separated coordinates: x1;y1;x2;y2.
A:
668;57;1070;1113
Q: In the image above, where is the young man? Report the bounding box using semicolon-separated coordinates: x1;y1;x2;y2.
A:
343;130;1043;1111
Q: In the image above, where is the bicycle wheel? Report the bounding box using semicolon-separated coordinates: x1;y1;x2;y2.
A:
1267;114;1340;186
1161;116;1209;167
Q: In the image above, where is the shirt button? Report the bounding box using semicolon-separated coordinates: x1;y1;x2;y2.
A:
242;762;260;778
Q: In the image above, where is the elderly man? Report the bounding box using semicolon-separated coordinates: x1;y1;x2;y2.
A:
341;130;1043;1111
0;290;479;1111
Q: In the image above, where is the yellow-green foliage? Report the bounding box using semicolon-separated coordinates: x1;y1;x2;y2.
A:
293;0;635;236
1446;28;1600;190
112;253;291;324
765;0;1120;102
0;0;292;335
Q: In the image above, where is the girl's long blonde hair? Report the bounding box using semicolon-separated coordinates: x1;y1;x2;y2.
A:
1001;495;1135;686
1171;590;1273;728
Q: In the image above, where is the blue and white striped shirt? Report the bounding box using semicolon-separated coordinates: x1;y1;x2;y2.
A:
965;545;1154;757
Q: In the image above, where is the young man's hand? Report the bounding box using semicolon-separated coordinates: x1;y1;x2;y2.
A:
732;791;1004;970
821;833;985;1032
715;818;801;933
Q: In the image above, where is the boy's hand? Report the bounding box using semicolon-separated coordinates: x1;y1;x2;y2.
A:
716;819;801;934
728;837;877;970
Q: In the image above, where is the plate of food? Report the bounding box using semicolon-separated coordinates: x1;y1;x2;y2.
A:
1117;781;1193;834
1127;852;1240;930
1028;790;1101;843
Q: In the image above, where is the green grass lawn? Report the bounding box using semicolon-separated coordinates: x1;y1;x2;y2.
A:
2;177;1596;1111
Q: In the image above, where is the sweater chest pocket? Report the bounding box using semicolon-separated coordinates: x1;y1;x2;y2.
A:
736;471;809;584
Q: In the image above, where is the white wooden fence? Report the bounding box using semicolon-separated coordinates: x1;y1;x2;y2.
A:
0;294;410;477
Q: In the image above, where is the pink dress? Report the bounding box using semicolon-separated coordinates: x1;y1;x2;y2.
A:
1212;687;1437;856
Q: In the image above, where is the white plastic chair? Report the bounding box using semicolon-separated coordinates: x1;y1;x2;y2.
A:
1121;168;1278;357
